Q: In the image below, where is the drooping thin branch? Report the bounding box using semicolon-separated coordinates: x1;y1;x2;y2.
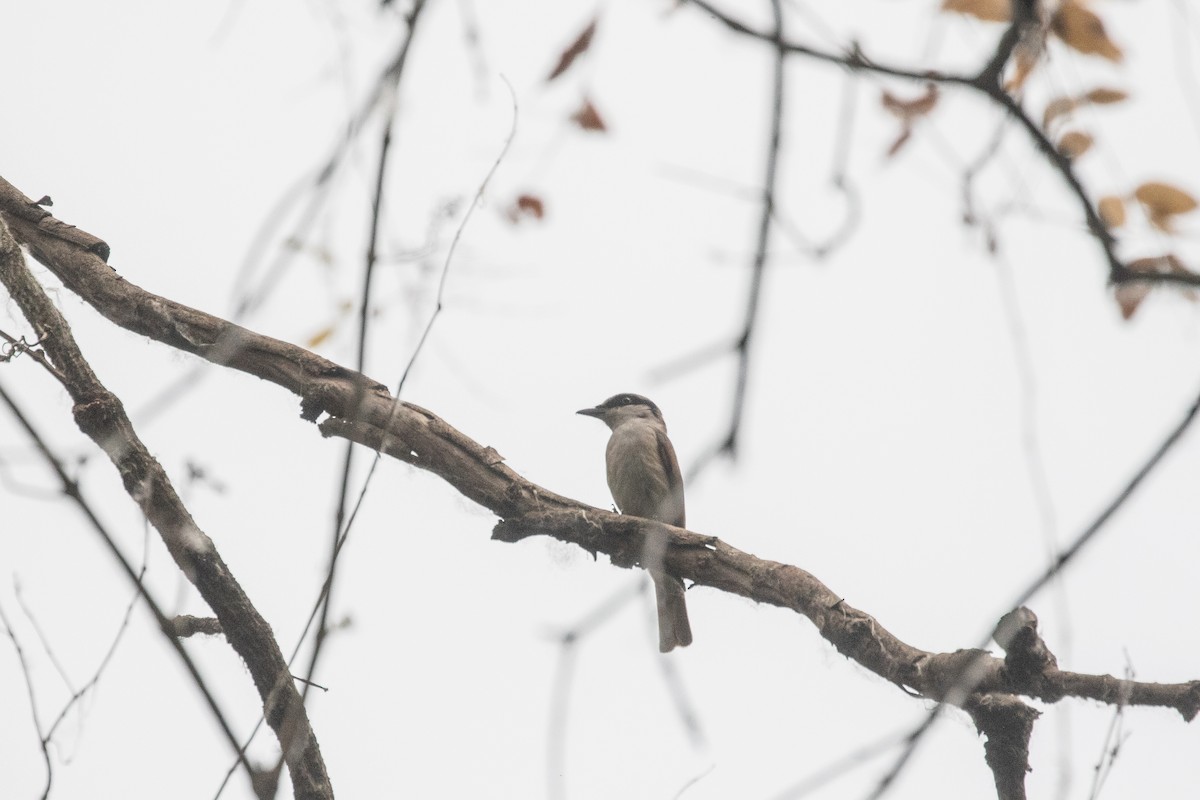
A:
686;0;787;478
726;0;785;461
306;58;401;715
0;599;52;800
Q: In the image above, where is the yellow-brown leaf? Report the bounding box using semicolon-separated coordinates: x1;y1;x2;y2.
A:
306;325;335;348
1083;87;1128;105
1044;88;1129;128
1057;131;1094;158
1135;182;1198;214
1052;0;1123;62
1098;196;1126;228
941;0;1010;22
1135;182;1198;231
1043;97;1078;128
1005;46;1042;93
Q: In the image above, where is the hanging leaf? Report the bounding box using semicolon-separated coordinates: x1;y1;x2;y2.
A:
880;85;937;158
1115;254;1198;318
570;98;608;132
1057;130;1094;158
1052;0;1123;62
1114;282;1150;320
505;194;546;224
1043;87;1128;128
1005;44;1043;93
547;18;598;82
881;85;939;120
306;325;335;348
1098;196;1126;228
1134;182;1198;214
1042;97;1078;128
1083;87;1128;105
1134;182;1198;231
940;0;1010;22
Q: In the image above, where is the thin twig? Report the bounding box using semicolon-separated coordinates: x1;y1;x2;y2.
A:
682;0;1163;290
721;0;786;464
865;380;1200;798
0;599;52;800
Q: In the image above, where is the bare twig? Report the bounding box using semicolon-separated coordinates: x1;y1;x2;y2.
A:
0;599;52;800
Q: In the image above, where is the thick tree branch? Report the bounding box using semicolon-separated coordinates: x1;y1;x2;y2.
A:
3;178;1198;800
965;693;1039;800
0;211;332;800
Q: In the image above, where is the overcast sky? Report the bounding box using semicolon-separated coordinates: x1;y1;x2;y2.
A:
3;1;1200;798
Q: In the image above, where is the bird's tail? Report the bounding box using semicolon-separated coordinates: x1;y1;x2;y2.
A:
651;572;693;653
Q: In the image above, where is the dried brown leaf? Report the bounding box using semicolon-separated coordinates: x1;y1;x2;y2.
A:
306;325;335;348
1098;196;1126;228
1043;96;1079;128
1135;182;1198;231
1126;254;1184;274
506;194;546;224
570;98;607;132
881;85;939;120
1134;182;1198;214
1114;282;1150;320
547;18;597;82
1005;45;1042;93
941;0;1010;23
1083;87;1128;105
1052;0;1123;62
1057;130;1094;158
1043;87;1128;128
1117;255;1199;317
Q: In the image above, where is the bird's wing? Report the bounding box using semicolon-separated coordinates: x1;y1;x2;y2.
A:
655;427;686;528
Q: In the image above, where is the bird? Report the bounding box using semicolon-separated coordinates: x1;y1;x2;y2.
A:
577;393;693;652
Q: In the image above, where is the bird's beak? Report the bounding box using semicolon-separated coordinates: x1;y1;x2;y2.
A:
576;406;604;418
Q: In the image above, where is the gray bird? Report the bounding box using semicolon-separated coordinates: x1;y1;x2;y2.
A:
577;393;693;652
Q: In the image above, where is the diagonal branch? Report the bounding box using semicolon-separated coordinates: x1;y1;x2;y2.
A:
0;212;332;800
4;179;1199;800
0;380;246;797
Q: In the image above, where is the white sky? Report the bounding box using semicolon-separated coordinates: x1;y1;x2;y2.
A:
3;1;1200;798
